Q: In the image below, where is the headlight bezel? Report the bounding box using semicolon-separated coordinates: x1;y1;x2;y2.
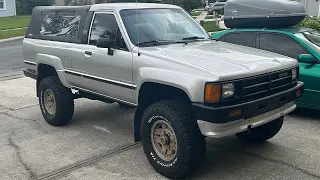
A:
204;82;236;103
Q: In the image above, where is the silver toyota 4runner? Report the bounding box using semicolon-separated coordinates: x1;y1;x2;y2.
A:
23;3;304;179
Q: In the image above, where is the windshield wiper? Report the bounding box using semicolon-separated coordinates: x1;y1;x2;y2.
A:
182;36;206;40
136;40;171;46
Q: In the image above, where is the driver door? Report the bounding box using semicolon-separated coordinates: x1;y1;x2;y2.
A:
75;12;134;104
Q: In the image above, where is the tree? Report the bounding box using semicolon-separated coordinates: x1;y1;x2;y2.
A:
64;0;92;5
16;0;55;15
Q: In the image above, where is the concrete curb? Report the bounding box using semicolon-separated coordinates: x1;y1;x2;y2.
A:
0;36;24;43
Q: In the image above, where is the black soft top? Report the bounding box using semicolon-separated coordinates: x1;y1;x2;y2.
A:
26;5;93;44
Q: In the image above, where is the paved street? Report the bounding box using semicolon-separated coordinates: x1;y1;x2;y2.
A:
0;39;24;77
1;40;320;180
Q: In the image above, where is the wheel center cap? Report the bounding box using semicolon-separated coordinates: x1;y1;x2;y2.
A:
160;135;169;145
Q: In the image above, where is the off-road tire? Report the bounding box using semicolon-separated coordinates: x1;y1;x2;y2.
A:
141;100;206;179
236;117;284;143
38;76;74;126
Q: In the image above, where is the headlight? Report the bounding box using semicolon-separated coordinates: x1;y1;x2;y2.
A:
222;83;235;99
292;68;297;80
204;83;235;103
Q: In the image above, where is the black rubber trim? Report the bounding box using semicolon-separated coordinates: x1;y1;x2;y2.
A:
82;74;134;89
65;70;81;77
64;70;135;89
23;69;37;80
24;61;36;66
193;82;304;124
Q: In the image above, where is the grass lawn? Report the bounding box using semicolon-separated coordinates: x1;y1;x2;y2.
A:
0;16;31;30
203;21;222;32
0;28;26;39
191;11;202;16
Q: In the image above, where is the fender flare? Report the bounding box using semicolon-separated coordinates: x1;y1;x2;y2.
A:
36;53;70;88
133;67;217;142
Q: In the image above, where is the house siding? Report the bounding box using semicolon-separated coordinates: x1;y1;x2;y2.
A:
299;0;320;17
54;0;96;6
0;0;16;17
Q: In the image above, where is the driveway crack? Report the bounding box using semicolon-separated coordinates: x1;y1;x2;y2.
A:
8;132;36;179
4;112;37;121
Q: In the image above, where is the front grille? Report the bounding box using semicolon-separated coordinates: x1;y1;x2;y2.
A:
241;69;293;101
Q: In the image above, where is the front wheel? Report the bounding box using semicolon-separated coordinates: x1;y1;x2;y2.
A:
236;117;284;143
141;100;206;179
38;76;74;126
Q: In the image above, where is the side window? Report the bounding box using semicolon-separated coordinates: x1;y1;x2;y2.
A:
222;32;255;48
259;33;308;59
40;14;81;37
89;14;127;50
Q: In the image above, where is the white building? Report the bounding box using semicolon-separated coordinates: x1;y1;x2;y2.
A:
298;0;320;17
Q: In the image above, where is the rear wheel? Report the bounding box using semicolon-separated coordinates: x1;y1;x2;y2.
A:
38;76;74;126
141;100;206;179
236;117;284;143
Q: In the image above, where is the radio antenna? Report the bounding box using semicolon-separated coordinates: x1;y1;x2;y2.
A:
136;0;140;56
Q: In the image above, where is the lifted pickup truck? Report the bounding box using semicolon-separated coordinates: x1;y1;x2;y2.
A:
23;3;304;179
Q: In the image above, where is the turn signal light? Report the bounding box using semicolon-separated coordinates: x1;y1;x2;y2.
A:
205;84;221;103
229;109;242;117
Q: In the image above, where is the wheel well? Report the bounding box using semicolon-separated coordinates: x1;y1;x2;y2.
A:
36;64;58;97
134;82;191;142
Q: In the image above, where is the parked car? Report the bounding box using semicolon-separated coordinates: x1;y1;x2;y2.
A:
208;0;227;15
218;16;228;29
23;3;304;179
213;27;320;110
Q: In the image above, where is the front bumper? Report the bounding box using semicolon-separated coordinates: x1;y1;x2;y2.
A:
193;82;304;137
197;102;296;138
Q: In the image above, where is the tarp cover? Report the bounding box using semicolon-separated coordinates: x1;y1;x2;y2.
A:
224;0;307;28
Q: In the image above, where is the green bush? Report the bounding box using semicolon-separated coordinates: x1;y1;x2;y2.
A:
297;17;320;31
16;0;54;15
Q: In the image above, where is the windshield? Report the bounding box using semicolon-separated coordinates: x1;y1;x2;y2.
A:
295;30;320;54
120;8;209;46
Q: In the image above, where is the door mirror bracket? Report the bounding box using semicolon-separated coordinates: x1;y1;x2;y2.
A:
96;37;114;56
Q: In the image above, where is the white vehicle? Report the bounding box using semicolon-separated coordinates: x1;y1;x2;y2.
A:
23;3;304;179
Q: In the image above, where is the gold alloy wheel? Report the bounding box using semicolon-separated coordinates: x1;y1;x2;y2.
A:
151;119;178;161
43;89;56;116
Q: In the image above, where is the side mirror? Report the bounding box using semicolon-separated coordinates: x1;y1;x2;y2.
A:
96;37;114;55
298;54;315;64
97;37;111;48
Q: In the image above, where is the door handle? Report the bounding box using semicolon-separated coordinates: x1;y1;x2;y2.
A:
85;51;92;55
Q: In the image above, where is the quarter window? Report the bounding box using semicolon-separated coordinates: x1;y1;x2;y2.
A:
260;33;308;59
0;0;5;9
222;32;255;48
40;14;81;38
89;13;127;50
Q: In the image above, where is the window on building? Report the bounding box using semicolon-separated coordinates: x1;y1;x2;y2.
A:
0;0;5;9
40;14;81;38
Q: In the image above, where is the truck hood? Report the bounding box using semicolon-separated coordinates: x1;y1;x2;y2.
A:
139;40;297;81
